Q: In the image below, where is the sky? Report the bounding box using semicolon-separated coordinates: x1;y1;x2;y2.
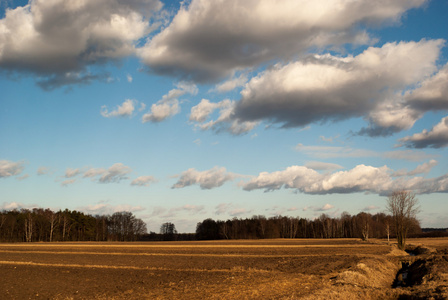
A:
1;0;448;233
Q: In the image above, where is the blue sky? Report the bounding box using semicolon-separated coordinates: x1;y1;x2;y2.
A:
1;0;448;233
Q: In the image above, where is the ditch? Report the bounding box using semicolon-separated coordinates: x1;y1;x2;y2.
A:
392;245;448;299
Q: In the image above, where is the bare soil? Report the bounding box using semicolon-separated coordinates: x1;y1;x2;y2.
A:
0;238;447;299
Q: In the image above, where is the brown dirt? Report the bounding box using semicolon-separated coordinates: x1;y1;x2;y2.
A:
0;238;447;299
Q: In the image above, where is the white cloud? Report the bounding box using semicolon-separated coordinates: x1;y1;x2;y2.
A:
408;160;438;175
296;144;377;159
37;166;51;175
241;164;393;194
126;73;133;83
171;204;205;215
83;163;132;184
298;126;311;132
319;135;339;143
233;40;443;132
65;168;81;178
393;174;448;195
189;99;224;123
215;203;232;215
17;174;30;181
190;99;258;135
362;205;380;212
99;163;132;183
405;63;448;112
214;203;251;216
138;0;425;81
211;73;248;93
392;160;438;177
83;167;107;179
79;203;145;215
131;175;157;187
241;163;448;195
150;206;167;217
0;0;163;88
142;82;198;123
361;98;422;136
383;150;436;162
142;101;180;123
304;161;343;171
398;116;448;149
229;208;251;217
1;201;39;211
172;166;238;189
303;205;337;213
242;165;323;192
138;103;146;112
61;179;77;187
317;204;334;211
101;99;136;118
0;160;25;178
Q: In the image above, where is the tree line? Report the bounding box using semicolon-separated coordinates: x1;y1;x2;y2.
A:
0;191;430;246
0;208;147;242
195;212;422;241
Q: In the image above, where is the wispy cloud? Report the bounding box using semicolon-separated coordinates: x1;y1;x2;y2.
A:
131;176;157;187
79;203;145;215
295;144;377;159
37;166;52;176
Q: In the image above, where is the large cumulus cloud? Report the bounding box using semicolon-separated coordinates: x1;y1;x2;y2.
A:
190;39;444;135
138;0;426;81
234;40;442;129
0;0;162;88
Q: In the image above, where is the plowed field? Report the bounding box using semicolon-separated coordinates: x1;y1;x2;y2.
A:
0;238;447;299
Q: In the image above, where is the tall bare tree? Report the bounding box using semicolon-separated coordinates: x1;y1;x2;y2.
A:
386;190;420;250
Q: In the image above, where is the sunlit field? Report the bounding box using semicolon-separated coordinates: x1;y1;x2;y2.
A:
1;238;447;299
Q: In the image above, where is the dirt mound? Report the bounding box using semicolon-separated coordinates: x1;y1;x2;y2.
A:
412;245;437;255
385;244;410;258
334;258;398;288
300;257;401;300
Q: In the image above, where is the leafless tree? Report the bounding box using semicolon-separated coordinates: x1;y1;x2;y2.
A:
357;212;371;241
386;190;420;250
24;211;33;242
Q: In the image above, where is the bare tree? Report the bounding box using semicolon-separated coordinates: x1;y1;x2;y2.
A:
386;190;420;250
357;212;371;241
160;222;177;241
24;211;33;242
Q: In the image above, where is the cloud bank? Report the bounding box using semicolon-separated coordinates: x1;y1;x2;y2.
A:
240;163;448;195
